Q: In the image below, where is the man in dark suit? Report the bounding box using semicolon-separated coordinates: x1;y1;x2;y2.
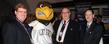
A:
53;8;80;44
1;3;32;44
80;8;103;44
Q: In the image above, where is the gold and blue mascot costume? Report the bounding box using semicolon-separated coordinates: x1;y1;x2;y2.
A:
29;1;54;44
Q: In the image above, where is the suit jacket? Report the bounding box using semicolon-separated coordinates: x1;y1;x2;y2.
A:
1;19;32;44
53;19;80;44
80;21;103;44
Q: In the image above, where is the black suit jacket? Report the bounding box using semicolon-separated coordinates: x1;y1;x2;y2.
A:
80;21;103;44
1;19;32;44
53;19;80;44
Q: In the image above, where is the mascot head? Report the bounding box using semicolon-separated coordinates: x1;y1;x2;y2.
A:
35;1;53;22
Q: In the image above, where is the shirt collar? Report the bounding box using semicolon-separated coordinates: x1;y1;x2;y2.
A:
87;21;93;26
62;19;69;24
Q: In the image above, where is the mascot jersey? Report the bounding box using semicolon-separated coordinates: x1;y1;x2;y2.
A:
29;20;53;44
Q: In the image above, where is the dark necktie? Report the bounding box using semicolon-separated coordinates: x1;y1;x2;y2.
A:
86;24;90;32
59;21;66;41
61;21;66;32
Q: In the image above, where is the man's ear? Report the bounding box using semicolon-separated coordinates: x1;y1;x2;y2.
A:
15;11;17;15
69;12;71;15
68;12;71;15
93;14;95;18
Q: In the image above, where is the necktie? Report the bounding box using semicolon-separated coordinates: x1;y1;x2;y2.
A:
61;21;66;32
59;21;66;41
86;24;90;32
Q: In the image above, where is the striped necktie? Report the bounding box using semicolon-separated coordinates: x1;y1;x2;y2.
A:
59;21;66;41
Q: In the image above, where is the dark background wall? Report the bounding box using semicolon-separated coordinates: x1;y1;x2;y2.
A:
0;0;12;44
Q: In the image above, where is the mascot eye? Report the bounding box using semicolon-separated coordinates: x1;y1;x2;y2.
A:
38;12;45;16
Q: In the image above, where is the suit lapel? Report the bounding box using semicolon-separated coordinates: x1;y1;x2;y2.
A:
15;20;28;34
67;20;72;31
64;19;72;38
54;20;61;33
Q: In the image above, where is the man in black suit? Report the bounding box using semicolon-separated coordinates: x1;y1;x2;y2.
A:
1;3;32;44
81;8;103;44
53;8;80;44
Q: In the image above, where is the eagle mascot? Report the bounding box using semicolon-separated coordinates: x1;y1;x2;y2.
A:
29;1;54;44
